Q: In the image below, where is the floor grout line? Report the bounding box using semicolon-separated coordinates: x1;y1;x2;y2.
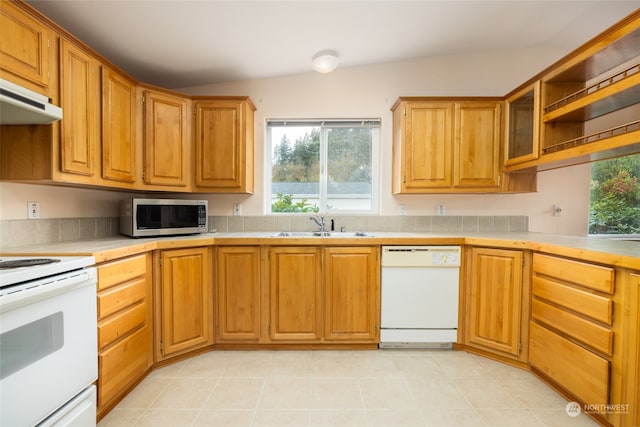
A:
100;349;600;427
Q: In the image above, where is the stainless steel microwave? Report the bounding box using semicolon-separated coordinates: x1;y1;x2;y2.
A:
120;198;208;237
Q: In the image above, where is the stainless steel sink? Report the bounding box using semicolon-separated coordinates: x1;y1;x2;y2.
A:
269;231;373;237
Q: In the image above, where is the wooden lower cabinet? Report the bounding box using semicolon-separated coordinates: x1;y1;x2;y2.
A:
269;247;323;342
154;247;213;361
267;245;380;344
324;247;380;342
215;245;380;346
464;246;528;361
530;322;610;405
96;253;152;418
529;253;616;419
215;246;262;342
624;272;640;427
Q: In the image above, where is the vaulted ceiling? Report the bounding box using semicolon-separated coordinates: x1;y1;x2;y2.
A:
27;1;640;89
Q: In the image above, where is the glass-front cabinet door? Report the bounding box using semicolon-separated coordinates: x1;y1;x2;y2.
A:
504;81;540;166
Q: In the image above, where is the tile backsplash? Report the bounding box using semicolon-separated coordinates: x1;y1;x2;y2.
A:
0;217;121;249
0;215;528;249
210;215;528;234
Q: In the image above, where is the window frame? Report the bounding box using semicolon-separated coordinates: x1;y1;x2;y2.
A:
265;118;380;215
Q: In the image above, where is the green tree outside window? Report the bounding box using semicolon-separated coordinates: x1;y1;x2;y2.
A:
589;154;640;235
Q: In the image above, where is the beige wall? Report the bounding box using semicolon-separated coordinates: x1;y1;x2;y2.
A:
0;46;592;235
0;182;132;219
178;48;590;235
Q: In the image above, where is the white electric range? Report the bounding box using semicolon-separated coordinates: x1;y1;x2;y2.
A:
0;255;98;426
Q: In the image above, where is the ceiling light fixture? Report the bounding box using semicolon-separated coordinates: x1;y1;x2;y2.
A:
311;50;339;73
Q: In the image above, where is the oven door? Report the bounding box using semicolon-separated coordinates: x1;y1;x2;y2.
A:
0;269;97;427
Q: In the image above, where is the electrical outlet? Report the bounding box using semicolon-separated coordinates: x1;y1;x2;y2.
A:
437;204;446;216
399;204;407;215
233;203;241;216
28;201;40;219
553;204;562;216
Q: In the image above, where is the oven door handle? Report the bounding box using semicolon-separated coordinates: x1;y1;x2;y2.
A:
0;269;96;313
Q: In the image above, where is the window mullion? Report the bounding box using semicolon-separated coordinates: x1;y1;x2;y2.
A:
319;125;329;213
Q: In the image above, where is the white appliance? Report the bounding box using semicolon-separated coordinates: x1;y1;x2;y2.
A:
380;246;461;349
0;77;63;124
0;256;97;427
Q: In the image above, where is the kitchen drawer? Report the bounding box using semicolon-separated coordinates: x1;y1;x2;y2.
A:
530;322;609;409
532;275;612;324
98;302;146;351
533;253;615;294
531;299;613;355
98;254;147;291
98;325;151;407
97;277;146;319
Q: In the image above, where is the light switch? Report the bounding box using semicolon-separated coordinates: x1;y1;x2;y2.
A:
28;201;40;219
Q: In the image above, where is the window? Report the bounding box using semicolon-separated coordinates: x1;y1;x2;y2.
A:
589;153;640;236
266;119;380;214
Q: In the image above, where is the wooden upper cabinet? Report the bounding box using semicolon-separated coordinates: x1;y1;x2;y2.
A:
142;88;190;189
453;101;502;188
0;1;51;92
101;67;136;186
392;101;453;192
392;98;509;193
193;97;255;193
504;81;540;166
59;38;100;181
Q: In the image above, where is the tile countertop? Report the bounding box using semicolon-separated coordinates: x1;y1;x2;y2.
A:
1;232;638;269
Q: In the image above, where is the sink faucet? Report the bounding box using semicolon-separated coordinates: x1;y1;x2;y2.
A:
310;216;325;232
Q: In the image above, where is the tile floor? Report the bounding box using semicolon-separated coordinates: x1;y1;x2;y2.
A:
97;349;599;427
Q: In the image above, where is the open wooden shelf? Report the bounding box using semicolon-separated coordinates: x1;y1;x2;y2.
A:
544;19;640;83
534;11;640;170
543;63;640;122
542;120;640;154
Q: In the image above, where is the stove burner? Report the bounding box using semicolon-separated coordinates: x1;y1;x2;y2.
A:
0;258;61;269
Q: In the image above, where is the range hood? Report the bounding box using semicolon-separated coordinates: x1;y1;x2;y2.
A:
0;77;62;125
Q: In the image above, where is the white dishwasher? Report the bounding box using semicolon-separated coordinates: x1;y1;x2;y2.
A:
380;246;461;349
